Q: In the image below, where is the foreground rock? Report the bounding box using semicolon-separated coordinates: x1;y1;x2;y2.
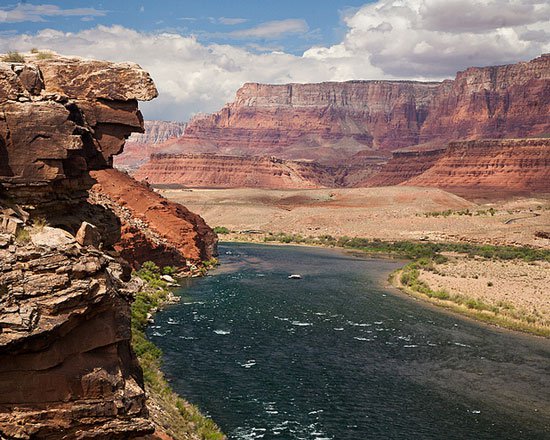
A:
0;53;215;438
0;235;153;438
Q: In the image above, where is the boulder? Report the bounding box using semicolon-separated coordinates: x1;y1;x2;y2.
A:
30;226;75;248
76;221;102;248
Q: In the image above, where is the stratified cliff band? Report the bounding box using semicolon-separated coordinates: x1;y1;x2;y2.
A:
131;54;550;192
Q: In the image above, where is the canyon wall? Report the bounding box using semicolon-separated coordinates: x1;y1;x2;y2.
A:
134;154;337;189
166;80;440;163
132;55;549;191
0;53;215;438
115;120;187;170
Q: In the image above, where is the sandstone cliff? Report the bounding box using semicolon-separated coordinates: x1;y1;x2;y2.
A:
133;55;549;191
134;154;337;189
0;53;215;438
115;120;187;170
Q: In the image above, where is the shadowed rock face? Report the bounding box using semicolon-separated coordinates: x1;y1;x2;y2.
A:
0;54;164;438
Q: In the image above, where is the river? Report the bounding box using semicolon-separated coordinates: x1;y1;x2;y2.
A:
148;243;550;440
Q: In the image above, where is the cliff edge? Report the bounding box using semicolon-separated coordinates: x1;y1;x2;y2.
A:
0;53;215;438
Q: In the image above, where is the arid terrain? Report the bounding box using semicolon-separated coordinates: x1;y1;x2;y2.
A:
159;186;550;248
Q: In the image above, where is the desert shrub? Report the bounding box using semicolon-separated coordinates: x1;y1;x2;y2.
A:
15;228;30;244
162;266;178;276
3;51;25;63
213;226;230;234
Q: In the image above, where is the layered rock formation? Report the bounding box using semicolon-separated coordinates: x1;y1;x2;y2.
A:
133;55;549;191
115;121;187;170
404;139;550;192
0;53;215;438
134;154;337;189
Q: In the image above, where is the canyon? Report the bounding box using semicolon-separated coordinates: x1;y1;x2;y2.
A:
131;54;550;192
0;53;215;438
115;120;187;170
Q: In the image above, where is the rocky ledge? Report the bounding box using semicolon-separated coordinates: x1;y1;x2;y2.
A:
0;53;215;438
0;231;153;438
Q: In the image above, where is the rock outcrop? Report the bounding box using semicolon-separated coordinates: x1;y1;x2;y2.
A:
90;168;217;268
115;121;187;171
0;53;214;438
133;154;338;189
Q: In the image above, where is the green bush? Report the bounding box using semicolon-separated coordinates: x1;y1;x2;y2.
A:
213;226;230;234
3;51;25;63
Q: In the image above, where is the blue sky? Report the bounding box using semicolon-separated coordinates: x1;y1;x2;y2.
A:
1;1;547;121
1;0;372;54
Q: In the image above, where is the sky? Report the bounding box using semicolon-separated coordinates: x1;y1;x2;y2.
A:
1;0;549;121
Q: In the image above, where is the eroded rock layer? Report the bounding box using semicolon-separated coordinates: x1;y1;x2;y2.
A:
404;139;550;191
134;154;338;189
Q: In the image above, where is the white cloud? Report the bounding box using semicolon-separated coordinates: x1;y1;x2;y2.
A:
218;17;248;26
0;25;381;121
230;19;309;39
325;0;550;77
0;1;547;121
0;3;106;23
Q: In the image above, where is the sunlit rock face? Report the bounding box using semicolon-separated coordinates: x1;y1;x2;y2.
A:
0;53;159;439
142;55;549;167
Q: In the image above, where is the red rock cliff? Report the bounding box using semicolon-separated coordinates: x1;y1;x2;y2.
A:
0;53;215;438
143;55;549;170
168;80;440;163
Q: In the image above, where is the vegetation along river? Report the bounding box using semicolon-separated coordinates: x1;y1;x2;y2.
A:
148;243;550;440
